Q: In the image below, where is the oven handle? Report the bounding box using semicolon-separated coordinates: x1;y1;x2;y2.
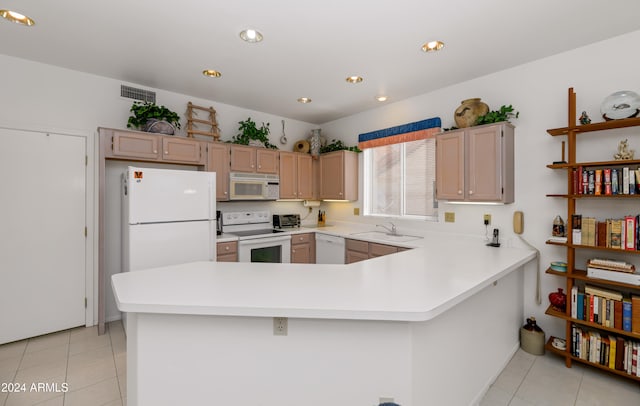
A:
238;235;292;246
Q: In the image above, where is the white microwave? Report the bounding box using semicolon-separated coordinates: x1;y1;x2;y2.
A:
229;172;280;200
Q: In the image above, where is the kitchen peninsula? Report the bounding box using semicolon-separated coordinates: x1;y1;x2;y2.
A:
112;230;536;406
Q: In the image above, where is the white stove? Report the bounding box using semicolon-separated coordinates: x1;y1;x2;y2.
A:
223;211;291;263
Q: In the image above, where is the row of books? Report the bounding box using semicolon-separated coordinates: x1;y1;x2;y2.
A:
571;166;640;195
571;214;640;250
571;324;640;376
569;285;640;333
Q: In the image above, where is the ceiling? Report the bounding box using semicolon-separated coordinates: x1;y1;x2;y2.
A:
2;1;640;124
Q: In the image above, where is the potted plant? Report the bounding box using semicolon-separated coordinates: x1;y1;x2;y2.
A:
127;101;182;135
475;104;519;125
230;118;278;149
319;139;361;153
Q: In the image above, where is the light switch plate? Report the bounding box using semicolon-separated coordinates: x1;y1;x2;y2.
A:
444;212;455;222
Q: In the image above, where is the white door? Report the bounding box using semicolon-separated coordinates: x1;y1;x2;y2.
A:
0;128;86;344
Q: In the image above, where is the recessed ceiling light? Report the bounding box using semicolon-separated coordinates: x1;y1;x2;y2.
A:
375;95;388;102
202;70;222;78
297;97;312;104
421;40;444;52
0;10;35;26
346;76;363;84
239;29;263;43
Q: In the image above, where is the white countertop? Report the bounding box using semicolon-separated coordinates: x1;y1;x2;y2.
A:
112;229;536;322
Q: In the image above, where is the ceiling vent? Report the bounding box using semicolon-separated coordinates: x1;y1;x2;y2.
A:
120;85;156;103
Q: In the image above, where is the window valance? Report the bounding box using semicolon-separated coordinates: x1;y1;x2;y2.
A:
357;117;441;150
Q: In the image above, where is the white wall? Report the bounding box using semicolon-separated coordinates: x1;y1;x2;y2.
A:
318;30;640;339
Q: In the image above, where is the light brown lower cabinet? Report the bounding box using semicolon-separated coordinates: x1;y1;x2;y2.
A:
216;241;238;262
345;239;405;263
291;233;315;264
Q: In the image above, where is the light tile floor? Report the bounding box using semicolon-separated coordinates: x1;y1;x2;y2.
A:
2;323;639;406
480;348;640;405
0;322;126;406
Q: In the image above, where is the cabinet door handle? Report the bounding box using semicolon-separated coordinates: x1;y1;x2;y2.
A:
153;150;158;154
469;191;474;195
457;190;462;194
225;246;230;251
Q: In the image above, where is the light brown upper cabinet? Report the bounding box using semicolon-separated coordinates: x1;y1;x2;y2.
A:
230;144;279;174
436;122;514;203
319;150;358;201
161;137;205;164
206;143;230;201
103;128;204;165
279;151;314;199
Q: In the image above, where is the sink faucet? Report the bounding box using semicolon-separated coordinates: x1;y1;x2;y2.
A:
376;222;398;235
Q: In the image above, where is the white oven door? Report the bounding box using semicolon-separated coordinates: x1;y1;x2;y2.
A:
238;235;291;263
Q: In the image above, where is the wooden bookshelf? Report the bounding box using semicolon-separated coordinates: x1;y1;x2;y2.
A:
545;87;640;381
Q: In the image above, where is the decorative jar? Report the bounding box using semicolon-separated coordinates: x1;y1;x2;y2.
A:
454;98;489;128
548;288;567;312
309;129;321;156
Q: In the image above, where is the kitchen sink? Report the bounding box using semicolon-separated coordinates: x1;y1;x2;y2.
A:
349;231;423;243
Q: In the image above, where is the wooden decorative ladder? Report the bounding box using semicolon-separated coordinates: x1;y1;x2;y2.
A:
186;102;220;141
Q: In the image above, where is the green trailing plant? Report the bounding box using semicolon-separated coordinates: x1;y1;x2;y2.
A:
320;139;361;153
127;101;181;130
475;105;519;125
230;118;278;149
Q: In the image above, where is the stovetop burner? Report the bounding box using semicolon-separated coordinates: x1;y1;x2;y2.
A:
227;229;284;237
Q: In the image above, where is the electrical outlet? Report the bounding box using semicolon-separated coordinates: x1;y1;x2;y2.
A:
444;212;455;222
273;317;288;336
354;207;360;216
484;214;491;225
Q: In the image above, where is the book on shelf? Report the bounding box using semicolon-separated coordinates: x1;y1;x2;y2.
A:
611;219;622;249
571;285;578;319
630;170;636;195
597;222;607;247
572;214;582;245
612;168;619;194
548;236;567;243
615;300;623;330
577;291;585;320
626;216;636;250
588;258;635;273
616;336;626;371
623;168;630;194
595;169;603;195
587;267;640;285
604;168;613;195
623;299;632;332
636;169;640;195
633;295;640;334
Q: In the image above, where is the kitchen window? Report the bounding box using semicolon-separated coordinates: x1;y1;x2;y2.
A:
363;138;437;220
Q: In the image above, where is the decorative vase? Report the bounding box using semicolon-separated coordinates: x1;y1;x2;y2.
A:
549;288;567;312
143;119;175;135
454;98;489;128
309;129;321;156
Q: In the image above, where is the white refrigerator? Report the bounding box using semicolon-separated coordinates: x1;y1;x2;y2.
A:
122;166;216;275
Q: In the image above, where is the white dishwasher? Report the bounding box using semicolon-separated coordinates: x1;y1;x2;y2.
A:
315;234;345;264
